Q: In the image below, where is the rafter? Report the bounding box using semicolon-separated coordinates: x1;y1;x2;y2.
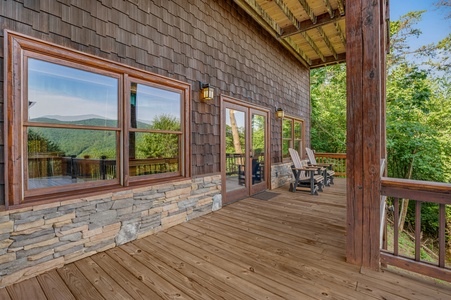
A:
273;0;300;29
323;0;334;18
235;0;282;35
281;9;344;38
334;22;346;47
232;0;310;68
336;0;345;16
295;0;317;24
285;37;312;65
310;53;346;69
301;31;325;62
317;26;338;59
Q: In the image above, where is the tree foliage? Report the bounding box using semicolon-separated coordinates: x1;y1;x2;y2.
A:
137;114;180;159
310;7;451;256
311;10;451;183
310;63;346;153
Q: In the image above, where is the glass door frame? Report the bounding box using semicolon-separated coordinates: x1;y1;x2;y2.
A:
220;96;270;205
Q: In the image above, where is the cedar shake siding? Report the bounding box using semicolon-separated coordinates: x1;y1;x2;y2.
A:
0;0;309;285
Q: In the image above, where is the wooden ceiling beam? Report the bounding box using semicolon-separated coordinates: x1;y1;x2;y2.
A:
310;53;346;69
334;22;346;47
273;0;300;29
232;0;310;67
235;0;282;35
323;0;334;18
281;9;344;38
336;0;345;16
317;26;338;59
271;0;324;63
301;31;325;62
295;0;317;24
285;37;312;65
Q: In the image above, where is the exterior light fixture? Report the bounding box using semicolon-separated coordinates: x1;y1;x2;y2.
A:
275;108;284;119
199;82;214;101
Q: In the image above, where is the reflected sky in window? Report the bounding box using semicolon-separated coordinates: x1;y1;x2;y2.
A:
27;58;118;125
133;83;181;126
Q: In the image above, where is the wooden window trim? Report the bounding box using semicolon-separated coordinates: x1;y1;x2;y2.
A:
4;30;191;208
281;115;305;162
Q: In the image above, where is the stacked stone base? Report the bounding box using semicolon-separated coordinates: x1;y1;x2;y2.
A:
0;175;221;287
270;162;294;190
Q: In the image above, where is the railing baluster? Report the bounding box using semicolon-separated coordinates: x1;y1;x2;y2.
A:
439;203;446;268
380;177;451;282
394;198;399;256
415;201;421;261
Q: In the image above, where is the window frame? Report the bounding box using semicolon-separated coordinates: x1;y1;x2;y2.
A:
5;31;191;207
124;77;185;185
23;55;123;198
281;116;305;162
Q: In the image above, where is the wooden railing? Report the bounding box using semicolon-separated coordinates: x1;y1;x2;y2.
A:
380;177;451;282
29;156;179;180
225;153;265;176
314;153;346;177
225;153;245;176
29;156;117;180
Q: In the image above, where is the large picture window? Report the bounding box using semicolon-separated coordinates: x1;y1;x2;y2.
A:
282;117;305;160
5;32;190;206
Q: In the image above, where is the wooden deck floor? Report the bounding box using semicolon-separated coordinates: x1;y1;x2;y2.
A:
2;178;451;299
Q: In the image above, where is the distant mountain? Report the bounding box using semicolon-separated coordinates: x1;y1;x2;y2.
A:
40;114;110;122
29;116;144;158
31;116;118;127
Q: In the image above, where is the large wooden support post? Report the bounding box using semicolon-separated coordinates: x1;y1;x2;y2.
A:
346;0;387;270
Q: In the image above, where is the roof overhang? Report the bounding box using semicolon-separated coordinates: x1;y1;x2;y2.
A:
233;0;346;69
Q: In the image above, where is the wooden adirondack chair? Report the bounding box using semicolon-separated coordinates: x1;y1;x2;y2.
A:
305;147;335;186
288;148;324;195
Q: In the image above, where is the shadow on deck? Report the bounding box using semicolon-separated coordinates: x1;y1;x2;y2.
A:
2;178;451;299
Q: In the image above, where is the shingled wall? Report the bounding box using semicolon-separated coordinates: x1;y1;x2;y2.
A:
0;0;310;285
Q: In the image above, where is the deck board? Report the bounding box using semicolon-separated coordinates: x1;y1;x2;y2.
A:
0;288;11;300
1;178;451;299
90;252;164;300
56;264;105;300
36;269;75;300
74;257;133;300
119;242;226;300
6;277;47;300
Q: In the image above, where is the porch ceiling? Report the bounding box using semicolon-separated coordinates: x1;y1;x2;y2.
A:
234;0;346;68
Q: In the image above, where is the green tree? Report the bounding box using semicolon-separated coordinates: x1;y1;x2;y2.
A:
310;64;346;153
137;114;180;158
310;9;451;253
28;129;62;154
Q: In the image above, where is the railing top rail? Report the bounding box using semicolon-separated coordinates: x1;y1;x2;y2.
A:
381;177;451;204
381;177;451;194
314;153;346;158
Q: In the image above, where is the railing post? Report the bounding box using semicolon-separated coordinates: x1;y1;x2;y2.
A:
101;156;107;180
70;155;77;179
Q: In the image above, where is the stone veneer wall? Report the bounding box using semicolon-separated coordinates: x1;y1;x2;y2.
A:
0;175;221;287
270;163;294;190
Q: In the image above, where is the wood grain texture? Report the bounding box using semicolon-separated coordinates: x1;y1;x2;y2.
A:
91;252;164;300
6;277;47;300
345;0;385;270
36;269;76;300
57;264;105;300
74;258;133;300
0;288;11;300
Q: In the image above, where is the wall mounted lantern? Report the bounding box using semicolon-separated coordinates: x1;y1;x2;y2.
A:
275;108;284;119
199;82;214;101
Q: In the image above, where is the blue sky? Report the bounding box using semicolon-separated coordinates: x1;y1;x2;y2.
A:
390;0;450;49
